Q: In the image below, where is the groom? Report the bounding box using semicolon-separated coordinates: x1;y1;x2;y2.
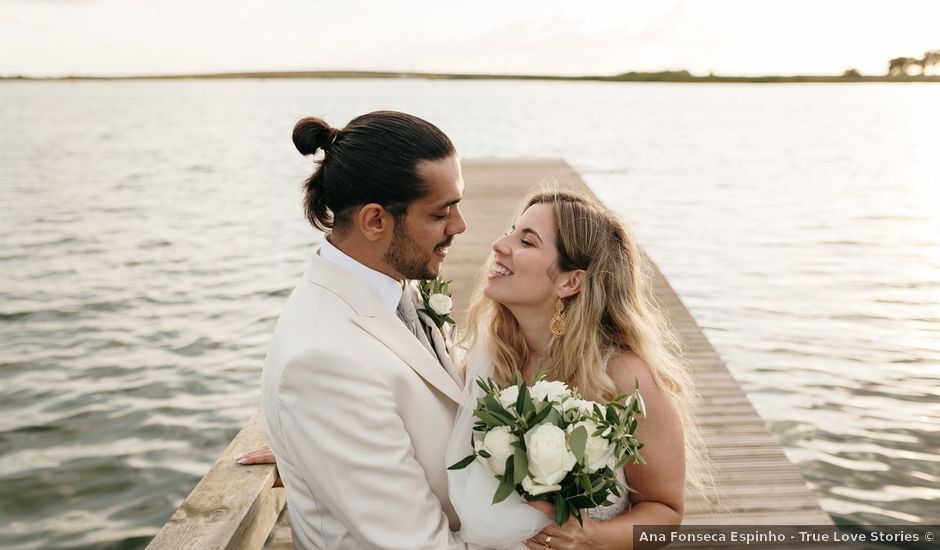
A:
260;111;477;549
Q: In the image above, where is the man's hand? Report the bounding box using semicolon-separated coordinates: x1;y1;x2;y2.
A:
235;445;283;487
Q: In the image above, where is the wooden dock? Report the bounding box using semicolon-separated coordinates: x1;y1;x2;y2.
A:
148;159;831;549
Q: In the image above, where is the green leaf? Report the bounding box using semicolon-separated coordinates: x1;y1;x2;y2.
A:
447;455;476;470
515;382;529;415
615;454;633;469
579;472;593;496
478;449;492;459
572;507;585;527
568;495;597;509
493;480;516;504
475;378;491;394
518;383;535;417
474;411;505;428
569;426;588;463
482;395;503;412
544;407;563;428
605;404;618;424
553;493;568;526
483;396;516;424
503;455;515;486
530;401;554;426
513;446;528;485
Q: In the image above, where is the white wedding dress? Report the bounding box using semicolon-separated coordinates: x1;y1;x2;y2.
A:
446;338;630;549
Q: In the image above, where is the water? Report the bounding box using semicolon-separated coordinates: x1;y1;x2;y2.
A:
1;79;938;548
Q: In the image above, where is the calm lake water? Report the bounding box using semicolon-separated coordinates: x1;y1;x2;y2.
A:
1;79;938;548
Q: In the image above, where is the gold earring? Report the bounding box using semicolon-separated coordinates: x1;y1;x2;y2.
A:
549;298;566;337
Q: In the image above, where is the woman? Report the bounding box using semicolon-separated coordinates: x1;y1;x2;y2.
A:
446;188;709;549
240;189;710;549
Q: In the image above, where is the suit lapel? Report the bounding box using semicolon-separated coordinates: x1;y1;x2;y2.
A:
305;252;463;404
354;311;463;404
416;308;462;386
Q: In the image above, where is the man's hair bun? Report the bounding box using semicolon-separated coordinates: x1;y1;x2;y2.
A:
292;116;338;156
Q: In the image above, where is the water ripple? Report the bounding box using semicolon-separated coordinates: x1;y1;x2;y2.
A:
2;79;938;548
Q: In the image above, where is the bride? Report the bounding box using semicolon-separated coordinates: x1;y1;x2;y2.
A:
448;188;707;549
239;189;709;549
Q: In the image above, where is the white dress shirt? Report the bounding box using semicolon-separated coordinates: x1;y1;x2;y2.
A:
318;234;403;313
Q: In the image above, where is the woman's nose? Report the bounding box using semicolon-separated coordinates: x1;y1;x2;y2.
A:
491;234;510;256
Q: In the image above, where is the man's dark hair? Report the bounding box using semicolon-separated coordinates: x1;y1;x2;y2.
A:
292;111;456;231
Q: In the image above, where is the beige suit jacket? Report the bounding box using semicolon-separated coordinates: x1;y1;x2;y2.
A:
260;253;474;550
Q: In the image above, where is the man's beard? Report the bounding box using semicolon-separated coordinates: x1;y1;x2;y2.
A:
384;221;445;280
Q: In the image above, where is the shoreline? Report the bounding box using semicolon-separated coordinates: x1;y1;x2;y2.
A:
3;70;940;84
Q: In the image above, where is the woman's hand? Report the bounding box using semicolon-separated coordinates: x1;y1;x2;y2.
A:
524;500;606;550
235;445;282;487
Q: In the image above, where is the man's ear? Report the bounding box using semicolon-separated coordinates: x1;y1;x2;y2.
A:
355;203;392;242
557;269;586;299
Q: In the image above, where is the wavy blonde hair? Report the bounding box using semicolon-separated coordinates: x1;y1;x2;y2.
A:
460;187;713;502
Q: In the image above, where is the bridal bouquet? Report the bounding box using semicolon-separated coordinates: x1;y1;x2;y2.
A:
448;372;646;526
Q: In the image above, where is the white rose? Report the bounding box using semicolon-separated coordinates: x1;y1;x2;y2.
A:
524;423;576;487
574;399;600;417
557;397;599;419
570;419;616;474
497;385;519;409
530;380;571;403
474;426;517;475
522;475;561;496
428;293;452;316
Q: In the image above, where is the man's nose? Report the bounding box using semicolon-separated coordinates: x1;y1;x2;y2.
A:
448;206;468;235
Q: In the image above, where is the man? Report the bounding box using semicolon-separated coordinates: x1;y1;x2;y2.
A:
258;111;476;549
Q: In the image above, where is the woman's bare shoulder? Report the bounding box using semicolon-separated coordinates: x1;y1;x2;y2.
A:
606;349;658;395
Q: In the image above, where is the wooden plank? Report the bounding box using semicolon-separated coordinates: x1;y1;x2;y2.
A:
267;510;294;550
236;488;286;550
148;412;282;550
684;510;835;525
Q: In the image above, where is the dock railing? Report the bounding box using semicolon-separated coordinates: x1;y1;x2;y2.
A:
146;412;284;550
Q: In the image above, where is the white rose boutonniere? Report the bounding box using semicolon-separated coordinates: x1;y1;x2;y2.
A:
417;277;456;329
429;293;453;316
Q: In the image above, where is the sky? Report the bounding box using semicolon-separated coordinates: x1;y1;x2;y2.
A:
1;0;939;78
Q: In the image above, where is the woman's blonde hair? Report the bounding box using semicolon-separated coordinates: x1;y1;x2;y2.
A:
460;187;713;502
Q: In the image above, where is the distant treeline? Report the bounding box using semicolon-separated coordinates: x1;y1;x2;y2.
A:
885;49;940;76
3;51;940;83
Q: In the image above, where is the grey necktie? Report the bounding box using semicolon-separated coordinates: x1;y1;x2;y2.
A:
397;287;437;359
